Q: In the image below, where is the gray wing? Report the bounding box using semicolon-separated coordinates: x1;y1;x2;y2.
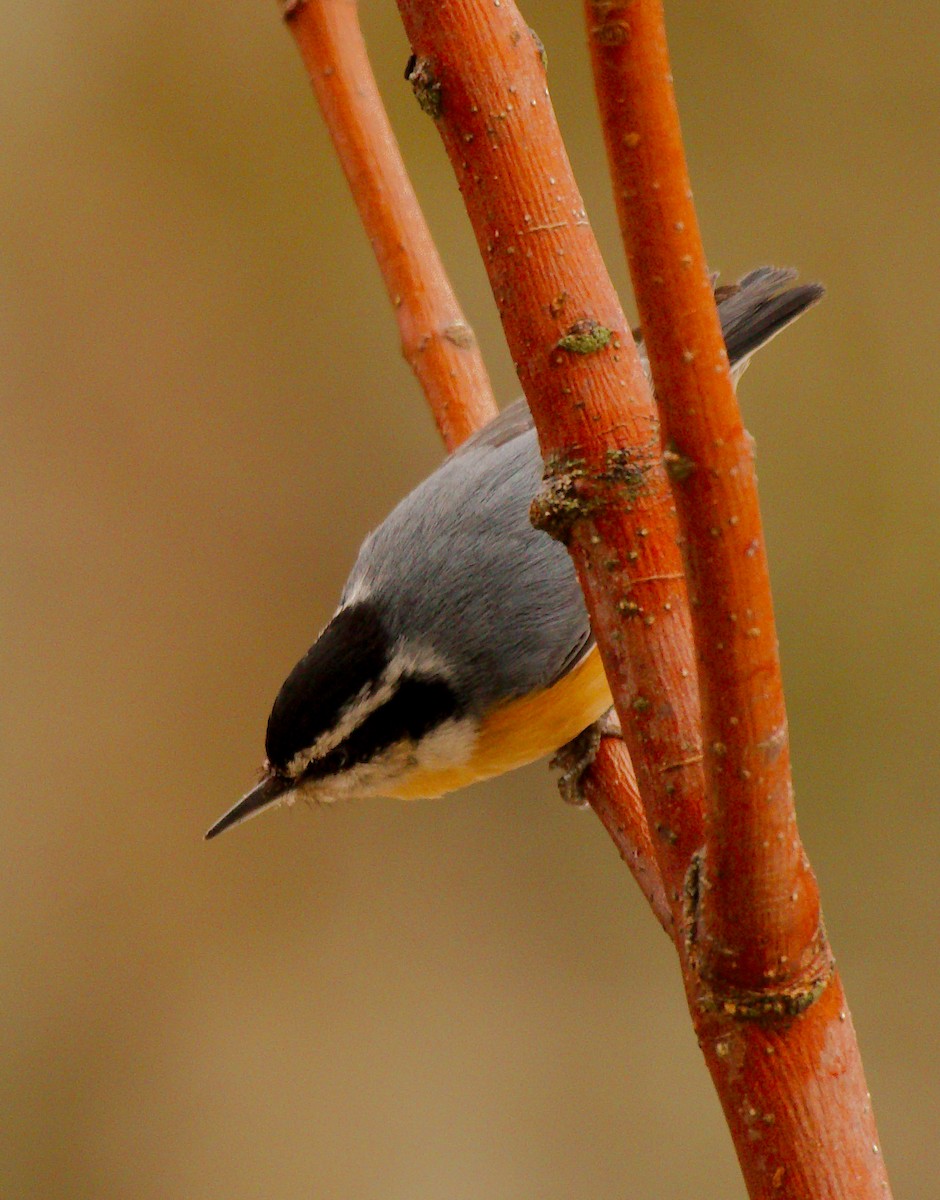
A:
449;266;822;456
450;395;534;456
343;268;822;714
346;407;591;714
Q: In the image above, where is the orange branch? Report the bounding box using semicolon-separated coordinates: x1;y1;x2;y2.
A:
283;0;497;450
282;0;667;921
393;0;706;930
579;738;671;934
587;0;819;991
586;2;890;1194
281;0;890;1190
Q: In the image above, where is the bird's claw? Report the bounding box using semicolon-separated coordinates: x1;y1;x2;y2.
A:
550;707;622;807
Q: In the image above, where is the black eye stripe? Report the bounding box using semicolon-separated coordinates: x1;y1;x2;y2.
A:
304;742;348;780
300;675;461;782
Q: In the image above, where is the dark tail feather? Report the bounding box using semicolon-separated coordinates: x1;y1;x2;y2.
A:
717;266;824;367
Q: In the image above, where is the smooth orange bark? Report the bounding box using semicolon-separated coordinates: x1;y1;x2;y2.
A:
578;736;671;933
283;0;497;449
586;0;820;995
395;0;707;923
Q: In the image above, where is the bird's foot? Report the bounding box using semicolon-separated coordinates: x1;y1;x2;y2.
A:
550;707;622;807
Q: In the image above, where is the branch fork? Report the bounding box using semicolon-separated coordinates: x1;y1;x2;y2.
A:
282;0;891;1193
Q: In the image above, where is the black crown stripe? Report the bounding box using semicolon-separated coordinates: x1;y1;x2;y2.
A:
265;601;389;771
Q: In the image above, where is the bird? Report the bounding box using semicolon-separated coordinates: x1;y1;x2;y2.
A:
206;267;822;840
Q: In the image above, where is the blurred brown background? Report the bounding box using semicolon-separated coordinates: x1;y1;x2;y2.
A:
3;3;938;1197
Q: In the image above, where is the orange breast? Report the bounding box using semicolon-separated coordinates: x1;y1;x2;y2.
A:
387;646;612;799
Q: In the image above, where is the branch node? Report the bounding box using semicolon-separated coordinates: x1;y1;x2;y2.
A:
698;957;836;1022
686;853;835;1021
405;55;442;119
529;457;596;542
530;442;658;543
528;26;549;71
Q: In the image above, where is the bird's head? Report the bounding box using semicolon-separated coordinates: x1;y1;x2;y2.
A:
205;600;467;838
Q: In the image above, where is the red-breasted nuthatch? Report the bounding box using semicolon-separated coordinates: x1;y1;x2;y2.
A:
206;268;822;839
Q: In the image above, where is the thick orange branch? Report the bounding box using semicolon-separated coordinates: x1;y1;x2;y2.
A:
694;972;888;1199
282;0;666;915
587;2;890;1195
283;0;497;449
394;0;706;927
586;0;819;991
281;1;889;1192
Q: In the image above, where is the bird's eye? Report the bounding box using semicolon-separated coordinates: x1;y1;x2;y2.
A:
320;744;350;774
299;742;352;783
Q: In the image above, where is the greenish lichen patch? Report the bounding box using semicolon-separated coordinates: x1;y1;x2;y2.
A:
604;447;652;499
556;319;612;355
530;457;597;543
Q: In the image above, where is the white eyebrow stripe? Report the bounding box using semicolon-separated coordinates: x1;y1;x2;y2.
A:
285;642;457;777
287;676;395;776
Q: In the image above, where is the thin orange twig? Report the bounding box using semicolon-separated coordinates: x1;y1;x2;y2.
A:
283;0;497;450
579;738;671;933
282;0;666;921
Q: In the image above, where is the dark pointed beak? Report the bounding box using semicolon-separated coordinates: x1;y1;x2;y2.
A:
204;772;294;841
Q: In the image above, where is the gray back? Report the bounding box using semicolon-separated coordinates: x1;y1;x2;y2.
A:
341;268;822;715
344;405;590;715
